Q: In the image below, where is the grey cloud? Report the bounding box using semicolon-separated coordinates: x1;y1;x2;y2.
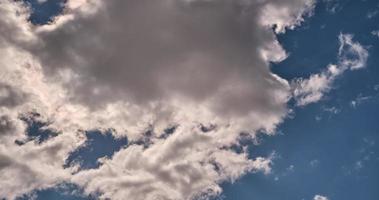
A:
0;83;28;108
0;0;34;46
31;0;289;118
0;115;15;136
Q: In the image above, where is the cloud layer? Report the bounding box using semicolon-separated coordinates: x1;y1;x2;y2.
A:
0;0;322;199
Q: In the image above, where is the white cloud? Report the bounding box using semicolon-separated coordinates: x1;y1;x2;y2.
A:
314;195;329;200
367;10;379;19
338;33;369;70
372;30;379;38
354;160;363;170
309;159;319;167
259;0;315;33
292;64;338;106
323;106;340;114
322;0;342;14
350;94;372;108
72;136;273;200
292;33;369;106
0;0;317;199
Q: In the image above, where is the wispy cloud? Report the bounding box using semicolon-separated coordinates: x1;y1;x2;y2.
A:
372;30;379;38
292;33;369;106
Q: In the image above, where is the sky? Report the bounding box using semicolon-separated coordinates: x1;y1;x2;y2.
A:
0;0;378;200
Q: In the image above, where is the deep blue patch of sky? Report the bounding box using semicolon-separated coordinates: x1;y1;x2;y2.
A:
17;112;59;145
65;131;128;170
23;0;66;25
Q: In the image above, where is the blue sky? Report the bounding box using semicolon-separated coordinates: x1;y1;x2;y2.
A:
1;0;378;199
222;1;379;199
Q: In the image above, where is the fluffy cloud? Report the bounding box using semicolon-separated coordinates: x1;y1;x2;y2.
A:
0;44;83;199
0;0;316;199
72;129;273;199
292;33;368;106
32;0;293;118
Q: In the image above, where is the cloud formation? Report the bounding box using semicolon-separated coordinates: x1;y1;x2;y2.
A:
0;0;319;199
292;33;369;106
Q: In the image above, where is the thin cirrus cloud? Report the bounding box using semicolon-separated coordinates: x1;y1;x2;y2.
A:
0;0;364;199
292;33;369;106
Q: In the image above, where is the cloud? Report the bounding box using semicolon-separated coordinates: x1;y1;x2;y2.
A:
32;0;294;117
292;64;341;106
292;33;369;106
37;0;48;4
350;94;372;108
338;33;369;70
72;130;273;199
314;195;329;200
309;159;319;167
0;0;317;199
372;30;379;38
0;83;28;107
367;10;379;19
322;0;343;14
